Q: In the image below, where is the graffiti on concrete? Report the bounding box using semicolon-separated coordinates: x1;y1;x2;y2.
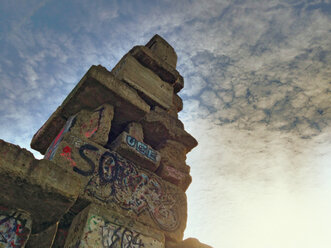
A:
44;116;76;160
78;215;162;248
0;212;29;248
72;144;179;231
80;107;104;138
60;146;77;167
126;135;157;162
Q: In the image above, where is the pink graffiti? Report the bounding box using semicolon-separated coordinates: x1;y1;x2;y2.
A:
60;146;76;167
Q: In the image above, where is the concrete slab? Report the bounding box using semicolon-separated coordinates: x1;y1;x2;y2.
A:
129;46;184;93
109;131;161;172
140;107;198;152
64;204;165;248
0;140;81;234
112;54;173;110
145;34;177;69
31;65;150;155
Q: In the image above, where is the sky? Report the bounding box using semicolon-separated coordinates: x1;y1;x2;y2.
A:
0;0;330;247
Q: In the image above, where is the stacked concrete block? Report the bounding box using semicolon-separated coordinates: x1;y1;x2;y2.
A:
0;140;81;235
0;34;212;247
45;132;187;243
64;204;165;248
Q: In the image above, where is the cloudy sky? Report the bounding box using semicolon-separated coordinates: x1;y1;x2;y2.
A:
1;0;330;247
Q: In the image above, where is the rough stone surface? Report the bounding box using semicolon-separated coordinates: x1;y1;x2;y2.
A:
145;34;177;69
46;133;187;242
124;122;144;141
156;139;192;191
25;222;58;248
129;46;184;92
173;94;183;113
31;106;67;155
140;107;198;152
31;65;150;155
112;54;173;110
156;140;189;173
0;207;32;248
0;139;81;234
64;204;165;248
167;94;183;118
66;104;114;146
109;131;161;172
156;165;192;192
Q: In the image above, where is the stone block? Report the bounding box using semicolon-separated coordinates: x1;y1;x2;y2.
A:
64;204;165;248
125;122;144;141
31;65;150;155
69;104;114;146
156;140;189;173
145;34;177;69
173;94;183;113
44;104;114;160
112;54;173;110
31;106;67;155
129;46;184;93
46;134;187;242
140;107;198;152
156;165;192;192
109;131;161;172
0;140;81;233
167;94;184;118
25;222;58;248
0;207;32;248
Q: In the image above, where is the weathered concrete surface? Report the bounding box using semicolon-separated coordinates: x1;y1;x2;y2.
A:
51;198;90;248
156;140;189;173
112;54;173;110
140;107;198;152
46;134;187;242
0;207;32;248
0;140;81;234
109;131;161;172
31;106;67;155
145;34;177;70
173;94;183;113
125;122;144;141
66;104;114;146
156;165;192;192
129;46;184;93
31;65;150;155
170;238;213;248
64;204;165;248
168;94;183;118
25;222;58;248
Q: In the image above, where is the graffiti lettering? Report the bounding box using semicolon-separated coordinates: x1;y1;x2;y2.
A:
84;216;149;248
0;212;29;247
77;145;178;231
73;144;99;176
125;135;157;162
